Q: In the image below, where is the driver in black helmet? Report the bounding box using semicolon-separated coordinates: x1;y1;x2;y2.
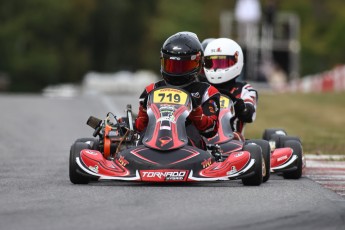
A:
135;32;220;149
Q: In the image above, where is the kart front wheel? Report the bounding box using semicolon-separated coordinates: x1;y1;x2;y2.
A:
69;142;90;184
242;144;263;186
246;139;271;183
282;140;303;179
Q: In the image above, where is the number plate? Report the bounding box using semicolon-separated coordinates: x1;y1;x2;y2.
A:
153;88;188;105
220;96;230;109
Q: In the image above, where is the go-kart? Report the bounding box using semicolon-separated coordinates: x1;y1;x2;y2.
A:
203;94;305;182
69;86;263;185
262;128;306;179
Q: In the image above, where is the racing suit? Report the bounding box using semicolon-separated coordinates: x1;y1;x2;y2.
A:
135;80;220;149
206;78;258;135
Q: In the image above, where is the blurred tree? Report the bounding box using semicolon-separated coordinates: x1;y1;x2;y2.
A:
0;0;95;91
145;0;234;73
279;0;345;76
1;0;345;91
89;0;157;72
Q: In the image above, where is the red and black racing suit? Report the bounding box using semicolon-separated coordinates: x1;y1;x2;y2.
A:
200;77;258;136
135;80;220;149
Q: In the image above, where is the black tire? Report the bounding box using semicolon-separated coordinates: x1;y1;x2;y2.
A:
276;135;301;148
74;137;99;150
262;128;287;141
242;144;263;186
282;140;303;179
69;142;90;184
246;139;271;183
269;134;300;151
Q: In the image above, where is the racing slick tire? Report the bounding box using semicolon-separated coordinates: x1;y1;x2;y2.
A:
276;135;301;148
242;144;263;186
246;140;271;183
74;137;99;151
262;128;287;141
69;142;91;184
282;140;303;179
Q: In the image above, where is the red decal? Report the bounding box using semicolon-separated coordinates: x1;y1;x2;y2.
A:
145;83;155;94
159;136;172;147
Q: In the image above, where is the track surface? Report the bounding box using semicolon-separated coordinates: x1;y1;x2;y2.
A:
0;94;345;230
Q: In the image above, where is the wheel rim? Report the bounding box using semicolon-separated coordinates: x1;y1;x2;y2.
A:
262;156;266;177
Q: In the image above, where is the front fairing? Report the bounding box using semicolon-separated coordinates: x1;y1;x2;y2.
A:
205;94;234;145
143;87;192;151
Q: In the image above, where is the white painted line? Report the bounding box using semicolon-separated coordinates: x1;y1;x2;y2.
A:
305;154;345;161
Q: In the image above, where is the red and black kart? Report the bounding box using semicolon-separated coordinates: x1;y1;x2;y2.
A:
203;94;305;182
262;128;306;179
69;86;264;185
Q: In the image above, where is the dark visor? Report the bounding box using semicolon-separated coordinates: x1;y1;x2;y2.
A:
204;55;238;70
161;53;201;74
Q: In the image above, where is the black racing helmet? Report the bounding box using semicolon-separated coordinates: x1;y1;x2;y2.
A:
161;32;203;86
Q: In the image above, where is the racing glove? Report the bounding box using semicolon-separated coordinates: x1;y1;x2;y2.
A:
234;99;255;123
134;105;148;132
188;97;218;137
142;95;149;109
234;98;246;115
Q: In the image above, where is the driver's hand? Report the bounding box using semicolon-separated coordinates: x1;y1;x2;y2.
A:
234;99;246;115
191;94;201;110
142;96;149;109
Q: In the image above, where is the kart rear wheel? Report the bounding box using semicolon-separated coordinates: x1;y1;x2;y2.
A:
282;140;303;179
69;142;90;184
262;128;287;141
276;135;301;148
246;140;271;183
242;144;263;186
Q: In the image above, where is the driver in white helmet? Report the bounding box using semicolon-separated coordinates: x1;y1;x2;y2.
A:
202;38;258;137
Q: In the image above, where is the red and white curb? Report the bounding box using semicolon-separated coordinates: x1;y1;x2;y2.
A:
304;154;345;198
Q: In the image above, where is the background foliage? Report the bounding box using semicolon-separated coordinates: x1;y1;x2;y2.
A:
0;0;344;91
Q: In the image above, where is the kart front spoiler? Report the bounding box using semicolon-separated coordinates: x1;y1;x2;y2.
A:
75;148;258;182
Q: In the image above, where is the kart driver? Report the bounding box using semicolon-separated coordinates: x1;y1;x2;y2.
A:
198;38;216;82
202;38;258;137
135;32;220;149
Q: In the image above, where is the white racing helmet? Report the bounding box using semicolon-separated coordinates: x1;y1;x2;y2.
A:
203;38;244;84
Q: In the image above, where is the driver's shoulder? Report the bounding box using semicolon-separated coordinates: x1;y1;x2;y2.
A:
145;80;166;94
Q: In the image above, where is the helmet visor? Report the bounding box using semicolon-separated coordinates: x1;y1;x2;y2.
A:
204;55;238;70
161;53;201;74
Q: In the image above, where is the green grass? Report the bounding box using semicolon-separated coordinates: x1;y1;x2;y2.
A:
245;92;345;155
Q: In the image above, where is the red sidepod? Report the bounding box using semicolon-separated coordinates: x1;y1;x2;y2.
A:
79;149;130;177
199;150;251;178
270;147;293;169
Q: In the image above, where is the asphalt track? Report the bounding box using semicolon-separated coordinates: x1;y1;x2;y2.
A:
0;93;345;230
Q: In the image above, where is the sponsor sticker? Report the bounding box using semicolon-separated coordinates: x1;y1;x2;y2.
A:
277;155;288;162
118;155;129;167
88;165;99;173
140;170;188;182
227;166;237;175
201;157;212;168
234;151;244;157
